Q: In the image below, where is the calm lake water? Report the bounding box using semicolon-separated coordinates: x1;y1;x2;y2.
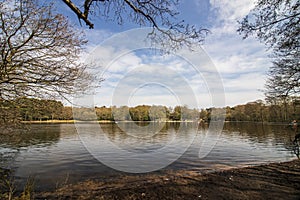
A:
0;122;298;191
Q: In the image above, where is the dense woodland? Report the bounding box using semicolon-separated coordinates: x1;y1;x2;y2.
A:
1;97;299;123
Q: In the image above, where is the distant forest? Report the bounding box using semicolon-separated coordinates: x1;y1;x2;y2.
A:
0;97;299;123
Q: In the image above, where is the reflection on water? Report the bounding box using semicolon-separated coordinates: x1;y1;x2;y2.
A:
101;122;176;153
0;122;298;191
101;122;194;153
0;125;60;148
0;125;60;170
188;122;297;169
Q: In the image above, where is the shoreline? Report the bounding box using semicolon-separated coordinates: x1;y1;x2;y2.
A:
21;120;199;124
22;120;293;125
37;159;300;199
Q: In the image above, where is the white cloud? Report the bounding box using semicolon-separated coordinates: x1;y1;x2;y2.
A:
209;0;255;32
85;46;216;108
79;0;272;108
84;29;114;46
108;53;142;73
196;0;271;106
223;72;266;92
210;0;255;18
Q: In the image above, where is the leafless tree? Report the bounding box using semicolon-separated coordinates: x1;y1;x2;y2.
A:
0;0;93;101
238;0;300;99
62;0;210;50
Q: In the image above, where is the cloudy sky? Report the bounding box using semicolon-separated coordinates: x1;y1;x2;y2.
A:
58;0;271;109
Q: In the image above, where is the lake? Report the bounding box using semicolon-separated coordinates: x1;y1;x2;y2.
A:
0;122;298;191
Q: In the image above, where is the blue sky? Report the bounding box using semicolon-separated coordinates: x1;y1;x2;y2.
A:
56;0;271;108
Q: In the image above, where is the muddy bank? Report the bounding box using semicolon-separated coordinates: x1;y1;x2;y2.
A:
38;160;300;200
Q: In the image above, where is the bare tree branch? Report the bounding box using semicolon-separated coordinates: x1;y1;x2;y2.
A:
61;0;209;50
62;0;94;28
238;0;300;99
0;0;95;101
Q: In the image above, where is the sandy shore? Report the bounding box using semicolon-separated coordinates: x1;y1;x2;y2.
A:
37;159;300;200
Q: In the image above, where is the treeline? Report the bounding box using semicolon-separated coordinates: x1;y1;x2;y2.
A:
1;97;299;123
0;98;64;123
72;105;200;121
225;99;300;122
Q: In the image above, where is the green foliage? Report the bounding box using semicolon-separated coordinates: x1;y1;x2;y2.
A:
225;98;300;122
16;98;63;121
1;97;298;124
170;106;181;121
83;100;300;122
102;105;200;122
60;106;73;120
0;98;64;126
0;100;22;129
95;106;113;121
129;105;151;121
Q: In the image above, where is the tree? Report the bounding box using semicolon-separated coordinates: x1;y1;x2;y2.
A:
16;98;64;121
0;99;21;128
149;105;168;121
62;0;209;50
60;106;73;120
199;108;208;122
171;106;181;121
0;0;92;101
238;0;300;98
95;106;113;120
112;106;130;121
129;105;150;121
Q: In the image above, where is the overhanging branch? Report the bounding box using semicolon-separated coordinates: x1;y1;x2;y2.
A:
62;0;94;29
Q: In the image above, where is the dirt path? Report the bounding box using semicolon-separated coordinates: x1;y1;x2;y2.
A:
38;160;300;200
